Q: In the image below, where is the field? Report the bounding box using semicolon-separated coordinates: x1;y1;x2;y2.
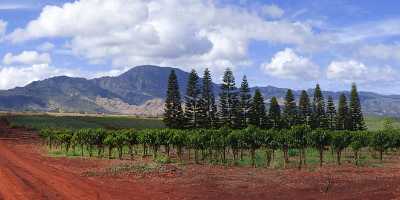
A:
2;114;400;199
4;114;165;130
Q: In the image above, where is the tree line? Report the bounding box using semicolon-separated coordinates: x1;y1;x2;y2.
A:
164;68;365;131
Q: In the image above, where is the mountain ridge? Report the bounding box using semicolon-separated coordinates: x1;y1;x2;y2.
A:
0;65;399;117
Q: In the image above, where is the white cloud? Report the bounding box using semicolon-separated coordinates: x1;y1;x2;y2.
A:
0;20;7;40
261;48;320;80
359;44;400;62
0;3;32;10
327;60;397;83
37;42;55;52
3;51;51;65
0;64;76;89
7;0;316;73
261;4;284;18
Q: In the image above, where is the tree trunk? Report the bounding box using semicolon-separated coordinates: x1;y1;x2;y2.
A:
266;149;272;168
251;148;256;168
380;150;383;161
129;146;134;160
319;149;324;167
108;146;112;159
195;149;199;164
336;151;341;165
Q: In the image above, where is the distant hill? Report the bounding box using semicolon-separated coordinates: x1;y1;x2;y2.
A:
0;65;400;117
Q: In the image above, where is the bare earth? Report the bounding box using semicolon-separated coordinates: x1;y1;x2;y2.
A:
1;123;400;200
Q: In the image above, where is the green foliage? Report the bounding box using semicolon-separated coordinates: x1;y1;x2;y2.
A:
248;89;266;128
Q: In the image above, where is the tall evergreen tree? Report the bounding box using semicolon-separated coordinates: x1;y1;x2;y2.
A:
269;96;281;129
298;90;311;126
184;69;201;128
326;96;336;130
283;89;297;128
248;89;266;127
239;76;251;128
198;68;217;128
349;83;366;130
336;93;350;130
218;68;238;128
163;70;184;129
312;84;327;129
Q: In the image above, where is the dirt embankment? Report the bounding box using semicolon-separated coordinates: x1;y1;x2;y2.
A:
1;122;400;200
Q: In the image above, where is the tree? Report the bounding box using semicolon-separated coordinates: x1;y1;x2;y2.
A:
336;93;351;130
298;90;311;126
309;129;331;167
184;69;201;128
370;130;391;161
239;76;251;128
290;125;310;169
330;131;351;165
164;70;184;129
283;89;297;128
269;96;281;129
198;68;217;128
350;131;369;165
219;68;238;128
312;84;326;129
350;83;366;131
326;96;336;130
248;89;266;128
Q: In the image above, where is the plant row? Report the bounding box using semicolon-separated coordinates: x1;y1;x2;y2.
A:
39;126;398;168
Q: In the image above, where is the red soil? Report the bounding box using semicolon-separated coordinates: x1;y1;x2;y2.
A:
1;122;400;200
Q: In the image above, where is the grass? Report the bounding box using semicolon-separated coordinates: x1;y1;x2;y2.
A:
5;114;165;130
365;115;400;131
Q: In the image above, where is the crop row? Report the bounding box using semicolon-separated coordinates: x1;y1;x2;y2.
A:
39;125;398;168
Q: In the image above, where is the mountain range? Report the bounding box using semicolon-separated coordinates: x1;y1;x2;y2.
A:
0;65;399;117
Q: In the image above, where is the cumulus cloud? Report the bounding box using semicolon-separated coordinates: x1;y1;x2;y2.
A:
3;51;51;65
0;64;77;89
7;0;316;72
261;4;284;18
327;60;397;83
262;48;320;80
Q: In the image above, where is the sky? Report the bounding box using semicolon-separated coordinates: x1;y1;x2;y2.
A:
0;0;400;94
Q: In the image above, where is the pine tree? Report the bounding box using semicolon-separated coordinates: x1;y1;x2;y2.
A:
298;90;311;126
326;96;336;130
336;93;350;130
219;68;238;128
198;68;217;128
239;76;251;128
312;84;327;129
163;70;184;129
350;83;366;130
269;96;281;129
184;69;201;128
283;89;297;128
248;89;266;128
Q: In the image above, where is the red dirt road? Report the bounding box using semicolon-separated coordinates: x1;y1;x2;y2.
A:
2;123;400;199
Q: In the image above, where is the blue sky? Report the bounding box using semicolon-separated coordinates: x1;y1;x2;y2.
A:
1;0;400;94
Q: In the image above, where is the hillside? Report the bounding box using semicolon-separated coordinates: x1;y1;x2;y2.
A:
0;65;399;117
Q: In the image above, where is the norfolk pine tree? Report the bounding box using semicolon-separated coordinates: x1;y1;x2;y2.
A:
312;84;327;129
298;90;311;126
350;83;366;130
269;96;281;129
336;93;351;130
283;89;297;128
198;68;217;128
239;76;252;128
326;96;336;130
219;68;238;128
164;70;184;129
248;89;266;128
184;69;201;128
